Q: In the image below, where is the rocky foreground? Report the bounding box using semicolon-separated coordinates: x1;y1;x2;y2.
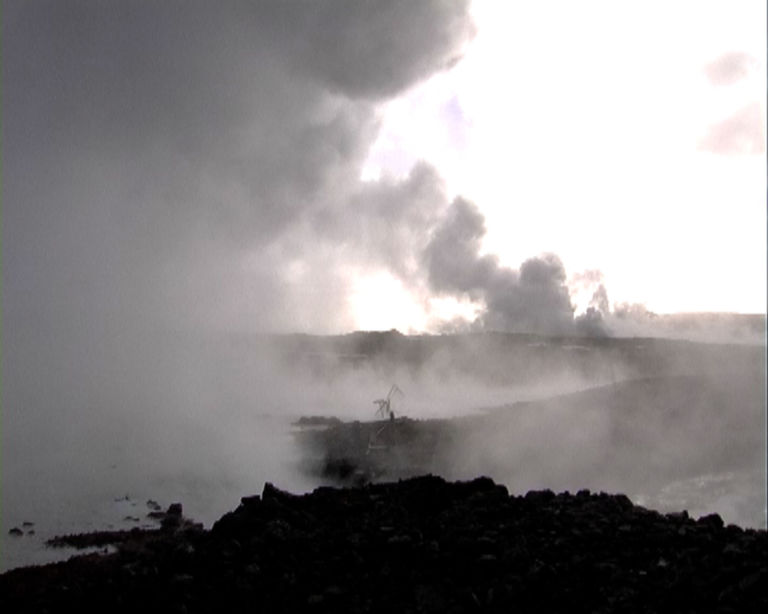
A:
1;476;766;613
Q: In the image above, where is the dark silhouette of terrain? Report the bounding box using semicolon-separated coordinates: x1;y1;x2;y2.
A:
271;328;764;386
1;476;765;613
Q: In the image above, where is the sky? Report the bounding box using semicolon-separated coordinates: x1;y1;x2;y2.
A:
360;0;767;327
3;0;766;338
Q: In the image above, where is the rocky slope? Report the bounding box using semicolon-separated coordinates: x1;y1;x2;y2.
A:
1;475;765;613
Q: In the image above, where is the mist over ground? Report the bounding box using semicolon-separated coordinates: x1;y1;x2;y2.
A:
2;0;765;572
287;330;765;525
4;329;764;538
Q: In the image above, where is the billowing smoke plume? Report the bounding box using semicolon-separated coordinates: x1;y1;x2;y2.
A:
423;198;576;335
7;0;759;348
568;270;611;337
4;0;475;336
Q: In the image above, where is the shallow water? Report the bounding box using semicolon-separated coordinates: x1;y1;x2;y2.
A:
1;413;318;572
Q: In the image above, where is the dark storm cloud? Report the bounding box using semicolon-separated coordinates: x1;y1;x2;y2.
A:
423;199;575;335
705;52;759;86
3;0;474;333
698;103;765;156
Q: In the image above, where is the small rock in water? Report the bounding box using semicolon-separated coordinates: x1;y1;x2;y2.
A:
9;527;24;537
146;499;162;512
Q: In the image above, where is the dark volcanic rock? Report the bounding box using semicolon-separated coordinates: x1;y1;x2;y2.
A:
1;475;766;613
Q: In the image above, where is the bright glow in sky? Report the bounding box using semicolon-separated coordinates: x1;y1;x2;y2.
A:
360;0;766;328
348;268;482;333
